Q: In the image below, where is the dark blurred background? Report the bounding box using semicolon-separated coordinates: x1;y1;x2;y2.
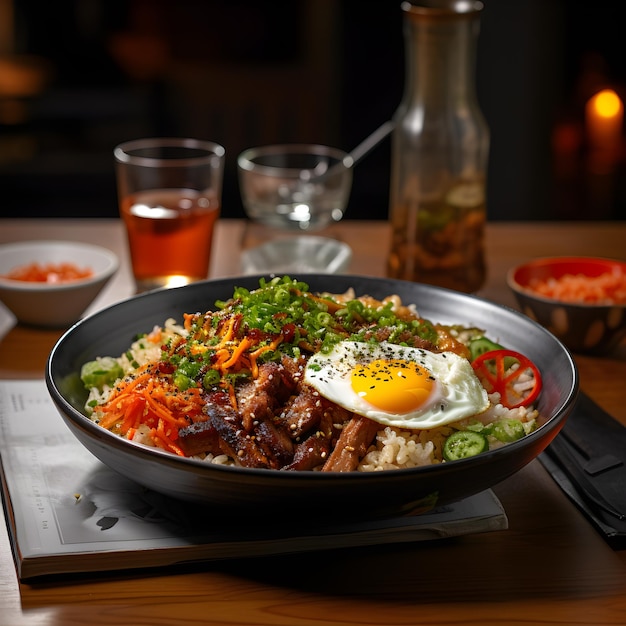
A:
1;0;625;221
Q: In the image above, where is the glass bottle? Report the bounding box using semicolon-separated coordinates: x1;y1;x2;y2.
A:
387;0;489;293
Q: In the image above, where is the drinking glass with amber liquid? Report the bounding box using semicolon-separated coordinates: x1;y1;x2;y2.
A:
114;138;225;293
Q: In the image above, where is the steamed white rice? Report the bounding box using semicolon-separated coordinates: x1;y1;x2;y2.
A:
357;392;538;472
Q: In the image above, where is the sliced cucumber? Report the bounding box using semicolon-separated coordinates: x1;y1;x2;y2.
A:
443;430;489;461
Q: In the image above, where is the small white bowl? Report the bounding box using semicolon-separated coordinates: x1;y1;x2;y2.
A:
0;240;119;328
241;236;352;275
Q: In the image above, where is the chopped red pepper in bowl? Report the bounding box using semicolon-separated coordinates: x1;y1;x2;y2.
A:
508;256;626;354
0;240;118;328
3;262;94;284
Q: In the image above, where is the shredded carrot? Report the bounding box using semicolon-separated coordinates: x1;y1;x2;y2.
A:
249;335;283;359
211;349;231;371
144;389;189;428
213;315;237;349
183;312;196;330
151;422;186;456
94;363;205;451
146;326;163;343
189;343;208;356
221;336;253;370
222;379;238;411
97;369;153;429
118;396;145;434
248;336;284;378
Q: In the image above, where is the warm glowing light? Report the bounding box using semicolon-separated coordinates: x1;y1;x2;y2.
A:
164;275;194;288
591;89;622;119
586;88;624;155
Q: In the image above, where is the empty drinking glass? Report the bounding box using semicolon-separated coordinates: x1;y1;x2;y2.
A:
238;143;353;232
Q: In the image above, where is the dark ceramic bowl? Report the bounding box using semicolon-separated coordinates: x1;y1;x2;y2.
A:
508;256;626;355
46;275;578;521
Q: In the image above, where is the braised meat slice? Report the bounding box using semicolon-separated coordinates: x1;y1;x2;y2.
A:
252;418;294;469
283;431;332;471
278;353;306;383
237;361;298;431
281;403;334;470
321;415;380;472
177;419;221;457
177;391;233;458
281;385;325;440
206;403;272;469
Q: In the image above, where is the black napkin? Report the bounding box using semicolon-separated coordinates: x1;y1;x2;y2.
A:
540;392;626;550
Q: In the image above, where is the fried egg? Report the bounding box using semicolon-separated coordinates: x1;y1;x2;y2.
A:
304;340;489;429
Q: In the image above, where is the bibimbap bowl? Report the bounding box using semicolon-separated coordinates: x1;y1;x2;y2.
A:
46;275;578;521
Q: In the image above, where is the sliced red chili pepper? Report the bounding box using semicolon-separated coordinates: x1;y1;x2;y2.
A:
471;349;542;409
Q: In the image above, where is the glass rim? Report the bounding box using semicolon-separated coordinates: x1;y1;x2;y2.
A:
237;143;351;176
401;0;483;19
114;138;225;167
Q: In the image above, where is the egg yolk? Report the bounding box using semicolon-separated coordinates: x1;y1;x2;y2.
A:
351;358;435;414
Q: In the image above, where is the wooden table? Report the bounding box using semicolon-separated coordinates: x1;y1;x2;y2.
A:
1;218;625;626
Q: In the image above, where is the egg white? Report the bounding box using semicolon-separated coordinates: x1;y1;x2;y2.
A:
304;340;489;429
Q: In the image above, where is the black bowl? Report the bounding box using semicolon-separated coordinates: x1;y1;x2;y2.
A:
46;274;579;520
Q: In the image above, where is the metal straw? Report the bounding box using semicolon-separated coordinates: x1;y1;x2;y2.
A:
303;120;395;182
